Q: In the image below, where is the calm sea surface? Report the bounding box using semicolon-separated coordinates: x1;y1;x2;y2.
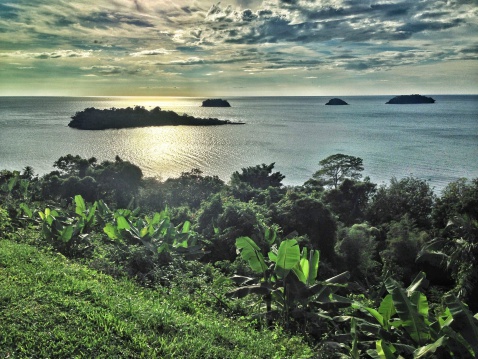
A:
0;95;477;192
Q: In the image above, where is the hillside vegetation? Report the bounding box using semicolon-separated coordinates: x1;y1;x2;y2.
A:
1;153;477;358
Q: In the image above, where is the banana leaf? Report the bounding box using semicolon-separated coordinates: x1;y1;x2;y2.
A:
445;294;478;355
385;278;430;345
236;236;267;274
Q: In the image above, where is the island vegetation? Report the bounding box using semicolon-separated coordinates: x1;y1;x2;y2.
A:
1;153;477;358
68;106;241;130
325;98;349;105
201;99;231;107
386;94;436;104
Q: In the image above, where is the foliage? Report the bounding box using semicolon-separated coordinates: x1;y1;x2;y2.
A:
160;169;225;209
367;177;435;230
418;215;478;310
53;154;97;177
323;178;376;225
380;215;428;284
103;206;203;263
196;196;270;263
348;272;478;358
3;153;478;357
230;163;285;190
309;154;364;189
0;240;314;358
229;235;350;336
432;178;478;229
272;190;337;261
0;206;11;237
335;223;380;283
45;155;143;208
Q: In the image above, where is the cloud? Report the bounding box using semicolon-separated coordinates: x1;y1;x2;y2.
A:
4;50;93;59
130;49;175;56
0;0;476;95
80;65;123;74
76;11;154;29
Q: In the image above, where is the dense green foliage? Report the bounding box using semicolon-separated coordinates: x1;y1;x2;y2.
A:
1;153;477;358
0;240;312;358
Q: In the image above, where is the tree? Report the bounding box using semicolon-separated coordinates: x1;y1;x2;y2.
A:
366;177;435;230
432;178;478;229
53;154;97;177
323;177;376;225
310;154;364;189
335;223;380;282
161;169;224;209
272;191;337;261
230;163;285;190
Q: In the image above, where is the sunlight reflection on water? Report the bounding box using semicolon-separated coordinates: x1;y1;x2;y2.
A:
0;95;477;191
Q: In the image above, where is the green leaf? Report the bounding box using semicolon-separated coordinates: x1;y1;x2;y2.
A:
74;195;86;216
352;302;384;327
181;220;191;234
86;202;97;223
414;336;446;358
19;203;33;218
445;294;478;355
406;272;429;296
7;175;18;192
308;250;319;285
157;242;170;254
116;216;130;230
292;262;307;284
276;239;300;271
236;237;267;274
103;223;118;240
60;225;74;242
268;251;278;262
264;227;277;245
411;291;429;320
140;227;149;238
385;278;430;345
378;294;396;330
376;340;396;359
350;317;359;359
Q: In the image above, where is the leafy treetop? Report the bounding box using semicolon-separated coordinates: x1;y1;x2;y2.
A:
311;154;364;189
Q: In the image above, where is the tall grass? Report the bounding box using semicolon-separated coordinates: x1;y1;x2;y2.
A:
0;240;313;358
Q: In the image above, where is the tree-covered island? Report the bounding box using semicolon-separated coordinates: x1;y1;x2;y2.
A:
68;106;243;130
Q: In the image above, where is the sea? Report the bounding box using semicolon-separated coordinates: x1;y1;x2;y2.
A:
0;95;477;193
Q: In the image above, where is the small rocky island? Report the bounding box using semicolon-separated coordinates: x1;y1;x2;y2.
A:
386;94;435;104
68;106;243;130
201;99;231;107
325;98;349;105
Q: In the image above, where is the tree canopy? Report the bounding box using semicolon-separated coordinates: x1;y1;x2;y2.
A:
311;154;364;189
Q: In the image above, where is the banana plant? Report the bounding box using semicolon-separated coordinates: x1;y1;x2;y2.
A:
103;208;203;259
228;235;350;329
73;195;98;233
349;272;478;358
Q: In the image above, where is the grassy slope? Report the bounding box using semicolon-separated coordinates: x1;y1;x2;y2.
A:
0;240;314;358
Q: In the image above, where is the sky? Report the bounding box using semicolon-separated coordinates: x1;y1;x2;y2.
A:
0;0;477;96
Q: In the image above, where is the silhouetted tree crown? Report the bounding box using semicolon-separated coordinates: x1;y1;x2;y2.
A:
230;163;285;190
311;154;364;189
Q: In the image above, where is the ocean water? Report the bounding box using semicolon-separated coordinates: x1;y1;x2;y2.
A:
0;95;477;192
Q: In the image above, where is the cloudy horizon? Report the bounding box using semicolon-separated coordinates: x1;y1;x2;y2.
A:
1;0;477;96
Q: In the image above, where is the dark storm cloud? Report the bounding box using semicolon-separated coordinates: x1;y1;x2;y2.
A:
397;18;465;34
203;0;473;47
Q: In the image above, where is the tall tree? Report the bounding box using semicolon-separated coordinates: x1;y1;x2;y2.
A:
311;154;364;189
230;163;285;190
